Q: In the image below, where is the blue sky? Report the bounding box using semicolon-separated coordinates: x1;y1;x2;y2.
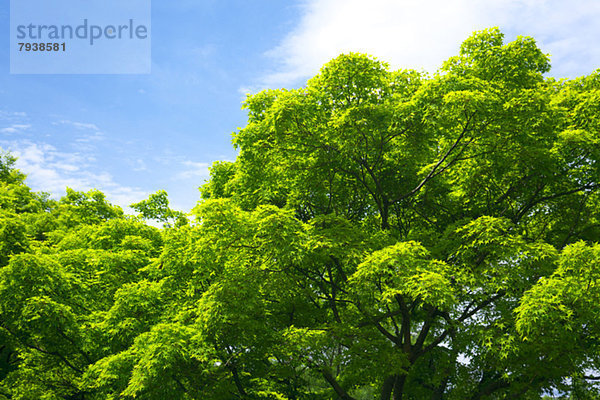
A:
1;0;600;214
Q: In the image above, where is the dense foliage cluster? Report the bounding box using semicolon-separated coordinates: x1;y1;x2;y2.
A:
1;28;600;399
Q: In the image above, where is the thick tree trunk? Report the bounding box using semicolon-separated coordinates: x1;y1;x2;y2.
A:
381;375;397;400
379;375;406;400
381;201;390;230
381;374;408;400
393;374;406;400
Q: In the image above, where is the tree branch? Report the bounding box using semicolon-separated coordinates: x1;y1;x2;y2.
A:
322;368;358;400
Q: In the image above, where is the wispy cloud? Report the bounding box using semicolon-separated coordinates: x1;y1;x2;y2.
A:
56;120;100;131
130;158;148;172
177;160;210;180
251;0;600;91
74;131;105;143
0;111;27;120
4;140;147;211
1;124;31;134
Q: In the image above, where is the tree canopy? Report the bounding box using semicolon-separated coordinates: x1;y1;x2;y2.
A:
1;28;600;399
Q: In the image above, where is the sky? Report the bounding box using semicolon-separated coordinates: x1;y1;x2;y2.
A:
1;0;600;214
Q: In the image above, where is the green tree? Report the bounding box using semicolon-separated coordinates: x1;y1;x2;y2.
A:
131;190;189;228
0;151;164;399
3;27;600;400
174;27;598;399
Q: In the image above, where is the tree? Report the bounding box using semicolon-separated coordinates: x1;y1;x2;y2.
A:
2;27;600;399
182;27;599;398
0;152;164;399
131;190;189;228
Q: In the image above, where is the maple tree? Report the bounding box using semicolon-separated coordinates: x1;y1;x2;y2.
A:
1;28;600;399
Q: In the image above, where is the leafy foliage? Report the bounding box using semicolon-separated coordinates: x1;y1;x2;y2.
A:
1;28;600;399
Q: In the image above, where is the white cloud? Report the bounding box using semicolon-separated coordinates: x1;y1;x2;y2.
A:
74;131;105;143
101;185;149;211
177;160;210;180
0;111;27;120
4;140;147;212
254;0;600;90
1;124;31;134
131;158;148;172
56;120;100;131
48;162;79;172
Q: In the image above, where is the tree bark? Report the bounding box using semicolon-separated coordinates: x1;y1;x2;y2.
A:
381;375;397;400
393;374;406;400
